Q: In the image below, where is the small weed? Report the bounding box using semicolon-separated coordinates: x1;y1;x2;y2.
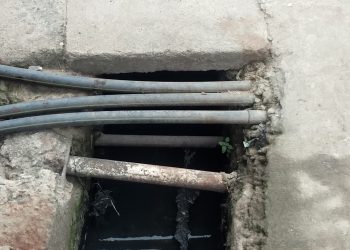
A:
218;137;233;158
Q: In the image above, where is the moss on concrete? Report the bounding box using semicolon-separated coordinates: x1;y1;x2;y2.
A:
68;180;88;250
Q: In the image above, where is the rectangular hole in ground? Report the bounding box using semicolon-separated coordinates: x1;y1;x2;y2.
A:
79;70;244;250
98;70;227;82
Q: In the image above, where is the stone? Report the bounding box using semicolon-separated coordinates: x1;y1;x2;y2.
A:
66;0;269;74
0;78;91;249
0;0;66;67
0;129;90;250
0;130;89;249
262;0;350;249
0;171;84;250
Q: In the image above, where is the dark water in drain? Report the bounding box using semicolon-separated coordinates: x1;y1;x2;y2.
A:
80;124;228;250
80;181;224;250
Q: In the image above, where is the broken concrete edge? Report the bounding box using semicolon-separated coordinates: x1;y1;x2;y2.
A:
46;177;88;250
224;61;282;249
0;78;93;250
67;178;89;250
1;49;66;71
1;48;270;76
1;45;270;76
65;49;270;75
0;128;92;250
0;129;92;250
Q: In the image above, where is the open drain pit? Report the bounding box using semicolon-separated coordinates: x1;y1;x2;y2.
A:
75;70;252;250
80;146;228;250
80;123;236;250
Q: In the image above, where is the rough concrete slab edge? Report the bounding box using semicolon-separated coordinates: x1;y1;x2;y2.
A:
1;0;270;74
47;177;88;250
65;48;270;75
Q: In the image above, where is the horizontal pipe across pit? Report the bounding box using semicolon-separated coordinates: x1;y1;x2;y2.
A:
67;156;229;192
0;110;267;134
95;134;224;148
0;64;251;93
0;92;254;118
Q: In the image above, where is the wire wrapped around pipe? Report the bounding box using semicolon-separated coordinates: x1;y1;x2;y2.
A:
0;110;267;134
0;64;251;93
0;92;255;118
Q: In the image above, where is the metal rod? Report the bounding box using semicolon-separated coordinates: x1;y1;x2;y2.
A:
0;110;267;134
0;92;254;118
95;134;224;148
67;156;228;192
0;64;251;93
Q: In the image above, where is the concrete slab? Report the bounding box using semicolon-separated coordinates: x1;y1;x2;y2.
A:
66;0;269;74
0;0;66;67
0;130;89;250
262;0;350;249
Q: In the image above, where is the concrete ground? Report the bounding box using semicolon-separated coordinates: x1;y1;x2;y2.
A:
0;0;269;74
261;0;350;249
0;1;268;249
65;0;269;74
1;0;350;249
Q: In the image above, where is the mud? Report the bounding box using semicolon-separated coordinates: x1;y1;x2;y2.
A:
224;62;281;250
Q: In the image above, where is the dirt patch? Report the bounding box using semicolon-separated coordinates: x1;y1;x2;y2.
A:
225;61;281;250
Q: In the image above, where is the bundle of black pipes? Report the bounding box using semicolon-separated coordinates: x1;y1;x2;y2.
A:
0;64;266;135
0;64;266;191
0;64;266;250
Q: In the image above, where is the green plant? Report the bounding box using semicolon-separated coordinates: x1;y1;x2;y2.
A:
218;137;233;158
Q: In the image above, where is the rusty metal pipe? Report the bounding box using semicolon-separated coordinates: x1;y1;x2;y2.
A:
0;64;251;93
95;134;223;148
67;156;228;192
0;110;267;134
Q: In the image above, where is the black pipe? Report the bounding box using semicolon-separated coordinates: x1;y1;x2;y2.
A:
0;110;267;134
0;64;251;93
0;92;255;118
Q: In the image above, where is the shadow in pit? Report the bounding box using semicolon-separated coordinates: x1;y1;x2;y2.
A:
79;143;229;250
